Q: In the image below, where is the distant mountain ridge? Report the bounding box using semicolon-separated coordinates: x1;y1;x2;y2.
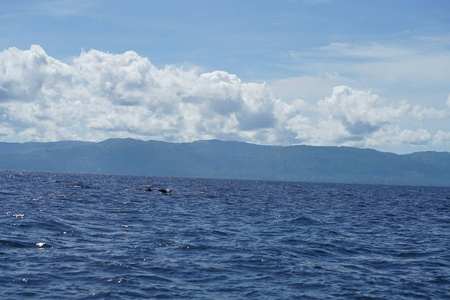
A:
0;138;449;187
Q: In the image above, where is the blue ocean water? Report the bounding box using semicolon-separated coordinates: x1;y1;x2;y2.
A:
0;170;449;299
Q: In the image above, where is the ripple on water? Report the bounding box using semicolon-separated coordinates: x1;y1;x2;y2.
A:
0;171;449;299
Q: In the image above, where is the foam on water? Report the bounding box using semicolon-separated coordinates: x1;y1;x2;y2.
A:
0;170;449;299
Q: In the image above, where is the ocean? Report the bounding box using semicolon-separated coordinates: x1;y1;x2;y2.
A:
0;170;449;299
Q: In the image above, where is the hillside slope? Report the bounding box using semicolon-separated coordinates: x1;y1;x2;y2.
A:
0;139;449;186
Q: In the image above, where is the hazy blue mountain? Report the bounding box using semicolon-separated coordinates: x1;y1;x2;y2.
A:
0;141;93;154
0;138;449;186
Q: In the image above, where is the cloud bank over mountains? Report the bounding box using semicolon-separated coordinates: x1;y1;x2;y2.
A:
0;45;449;151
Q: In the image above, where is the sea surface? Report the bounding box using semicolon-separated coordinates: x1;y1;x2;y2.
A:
0;170;449;299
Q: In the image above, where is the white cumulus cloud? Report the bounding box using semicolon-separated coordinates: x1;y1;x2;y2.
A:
0;45;449;152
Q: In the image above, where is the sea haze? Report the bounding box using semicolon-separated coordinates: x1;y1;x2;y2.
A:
0;139;450;186
1;170;449;299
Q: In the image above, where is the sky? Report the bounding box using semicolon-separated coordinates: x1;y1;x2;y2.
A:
0;0;449;153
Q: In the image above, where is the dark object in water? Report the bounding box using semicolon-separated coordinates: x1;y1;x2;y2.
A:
144;186;172;195
158;189;172;195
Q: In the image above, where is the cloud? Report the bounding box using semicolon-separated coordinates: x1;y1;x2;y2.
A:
281;41;450;108
316;42;414;59
0;45;71;102
32;0;95;16
270;72;354;102
310;86;450;148
317;86;408;130
0;46;284;143
0;45;449;152
434;130;450;145
367;127;434;147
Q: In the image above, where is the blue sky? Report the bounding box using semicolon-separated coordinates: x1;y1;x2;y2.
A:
0;0;449;153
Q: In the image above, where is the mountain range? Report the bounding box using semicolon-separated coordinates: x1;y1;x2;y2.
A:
0;138;449;187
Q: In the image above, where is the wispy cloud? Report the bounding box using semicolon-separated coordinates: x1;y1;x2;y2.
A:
32;0;96;17
316;43;414;59
277;40;450;111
